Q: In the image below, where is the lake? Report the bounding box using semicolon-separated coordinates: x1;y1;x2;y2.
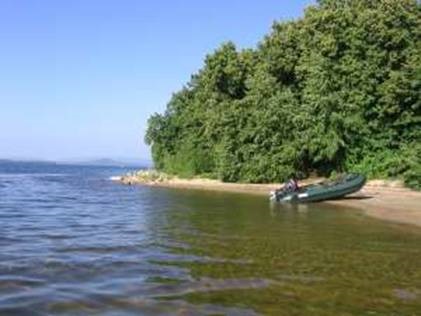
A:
0;162;420;315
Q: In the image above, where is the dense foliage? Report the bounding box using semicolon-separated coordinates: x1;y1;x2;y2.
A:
146;0;421;188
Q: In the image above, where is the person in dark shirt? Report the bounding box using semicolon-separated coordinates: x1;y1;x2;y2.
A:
285;175;299;192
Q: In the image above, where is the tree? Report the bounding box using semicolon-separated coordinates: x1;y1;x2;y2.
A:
146;0;421;188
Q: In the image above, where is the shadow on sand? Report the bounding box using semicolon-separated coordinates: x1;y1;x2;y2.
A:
335;195;373;201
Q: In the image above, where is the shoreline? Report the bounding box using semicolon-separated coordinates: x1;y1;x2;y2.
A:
114;173;421;228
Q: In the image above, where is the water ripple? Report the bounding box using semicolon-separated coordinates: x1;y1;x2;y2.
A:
1;162;421;315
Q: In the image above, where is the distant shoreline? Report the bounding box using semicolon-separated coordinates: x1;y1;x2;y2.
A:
114;172;421;229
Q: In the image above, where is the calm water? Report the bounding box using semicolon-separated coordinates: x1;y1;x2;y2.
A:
0;162;420;315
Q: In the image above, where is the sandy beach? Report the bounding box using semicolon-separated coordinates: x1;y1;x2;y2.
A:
116;173;421;228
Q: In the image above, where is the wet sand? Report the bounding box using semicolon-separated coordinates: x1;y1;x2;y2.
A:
327;184;421;228
116;175;421;228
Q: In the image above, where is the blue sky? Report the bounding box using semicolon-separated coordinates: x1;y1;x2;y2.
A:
0;0;313;162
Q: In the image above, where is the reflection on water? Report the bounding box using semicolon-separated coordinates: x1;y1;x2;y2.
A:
0;162;420;315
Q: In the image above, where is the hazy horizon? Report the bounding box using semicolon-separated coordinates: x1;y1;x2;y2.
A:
0;0;313;161
0;155;152;165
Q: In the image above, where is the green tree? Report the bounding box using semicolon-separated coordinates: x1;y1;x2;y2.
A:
146;0;421;188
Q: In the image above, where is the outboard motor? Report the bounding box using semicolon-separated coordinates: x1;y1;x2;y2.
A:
269;190;277;201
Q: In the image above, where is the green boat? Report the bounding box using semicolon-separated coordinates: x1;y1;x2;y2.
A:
270;173;366;203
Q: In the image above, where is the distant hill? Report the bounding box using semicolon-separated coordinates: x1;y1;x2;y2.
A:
0;159;56;165
0;158;152;168
64;158;152;168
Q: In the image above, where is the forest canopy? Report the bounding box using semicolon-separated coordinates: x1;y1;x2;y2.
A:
145;0;421;188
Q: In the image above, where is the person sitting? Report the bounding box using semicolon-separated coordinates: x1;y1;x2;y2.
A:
285;176;299;192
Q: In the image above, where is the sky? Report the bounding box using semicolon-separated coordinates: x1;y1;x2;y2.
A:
0;0;313;162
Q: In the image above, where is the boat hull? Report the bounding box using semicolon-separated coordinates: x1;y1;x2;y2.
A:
271;174;366;203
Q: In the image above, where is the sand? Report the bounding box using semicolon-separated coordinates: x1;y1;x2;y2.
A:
115;174;421;228
327;184;421;228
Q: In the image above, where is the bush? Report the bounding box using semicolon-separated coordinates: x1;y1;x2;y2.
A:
146;0;421;187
